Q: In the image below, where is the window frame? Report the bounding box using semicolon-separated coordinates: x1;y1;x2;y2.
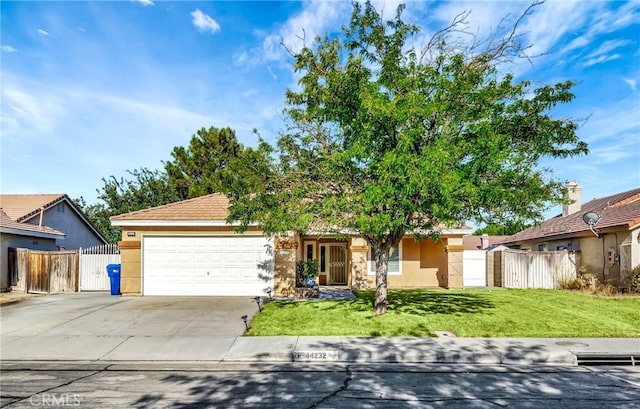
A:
368;241;402;276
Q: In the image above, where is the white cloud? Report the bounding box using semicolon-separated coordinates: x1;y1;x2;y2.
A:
133;0;154;6
232;50;249;67
1;45;17;53
235;1;349;67
623;78;637;91
589;135;639;165
581;39;631;67
37;28;49;36
191;9;220;34
586;39;631;58
266;66;277;81
2;87;65;135
578;98;640;145
583;53;621;67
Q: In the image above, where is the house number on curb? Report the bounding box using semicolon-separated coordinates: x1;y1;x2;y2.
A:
294;350;340;361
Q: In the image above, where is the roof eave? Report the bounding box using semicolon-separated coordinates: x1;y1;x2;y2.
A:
0;226;65;240
110;219;254;227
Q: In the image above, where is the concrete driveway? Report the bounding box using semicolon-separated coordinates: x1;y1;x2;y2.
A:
0;293;261;361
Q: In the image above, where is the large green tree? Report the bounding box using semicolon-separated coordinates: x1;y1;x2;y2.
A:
226;1;587;314
166;127;244;199
77;168;184;243
81;126;258;242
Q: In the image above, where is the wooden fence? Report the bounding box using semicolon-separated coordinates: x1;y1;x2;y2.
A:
13;249;78;294
489;249;580;289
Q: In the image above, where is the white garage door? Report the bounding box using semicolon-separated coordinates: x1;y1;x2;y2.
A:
463;250;487;287
143;236;274;296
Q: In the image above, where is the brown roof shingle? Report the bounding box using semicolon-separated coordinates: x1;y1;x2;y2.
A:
504;187;640;244
110;193;230;222
0;194;66;222
0;209;64;237
463;235;511;250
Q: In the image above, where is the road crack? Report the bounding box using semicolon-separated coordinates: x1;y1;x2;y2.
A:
2;365;113;407
307;365;353;409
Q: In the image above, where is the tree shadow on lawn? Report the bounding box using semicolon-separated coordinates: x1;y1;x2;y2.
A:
358;290;496;316
270;290;496;317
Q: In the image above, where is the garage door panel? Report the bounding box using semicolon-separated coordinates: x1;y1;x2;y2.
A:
143;236;274;296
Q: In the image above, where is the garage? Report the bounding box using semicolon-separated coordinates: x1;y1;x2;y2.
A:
143;235;274;296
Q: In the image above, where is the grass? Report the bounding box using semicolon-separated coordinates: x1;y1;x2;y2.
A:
246;289;640;337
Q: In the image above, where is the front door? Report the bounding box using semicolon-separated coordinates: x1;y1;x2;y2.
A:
320;244;347;285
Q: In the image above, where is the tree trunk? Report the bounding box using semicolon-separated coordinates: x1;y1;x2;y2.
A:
374;246;390;315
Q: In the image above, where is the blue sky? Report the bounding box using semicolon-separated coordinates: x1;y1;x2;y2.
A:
1;0;639;221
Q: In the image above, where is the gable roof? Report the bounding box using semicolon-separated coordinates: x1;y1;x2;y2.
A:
0;194;108;243
503;187;640;244
463;235;511;250
0;194;67;222
0;209;65;239
110;194;231;226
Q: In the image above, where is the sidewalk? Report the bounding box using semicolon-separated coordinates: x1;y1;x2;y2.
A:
2;335;638;365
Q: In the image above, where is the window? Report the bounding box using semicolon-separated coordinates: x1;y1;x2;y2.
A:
320;246;326;273
303;241;316;262
368;242;402;275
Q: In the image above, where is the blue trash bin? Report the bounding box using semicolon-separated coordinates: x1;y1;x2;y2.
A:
106;264;121;296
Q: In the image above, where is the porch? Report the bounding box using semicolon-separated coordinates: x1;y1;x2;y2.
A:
273;233;466;297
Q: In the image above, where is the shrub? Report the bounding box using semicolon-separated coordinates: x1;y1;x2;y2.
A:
592;282;617;296
559;270;618;296
559;277;589;291
296;259;319;288
623;265;640;294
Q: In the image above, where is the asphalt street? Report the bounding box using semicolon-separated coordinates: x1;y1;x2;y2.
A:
1;362;639;408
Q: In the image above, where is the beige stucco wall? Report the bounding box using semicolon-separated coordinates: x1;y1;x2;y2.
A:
274;247;296;297
578;232;628;284
631;226;640;275
362;236;459;289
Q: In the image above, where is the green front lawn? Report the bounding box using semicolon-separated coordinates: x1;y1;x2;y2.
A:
247;289;640;337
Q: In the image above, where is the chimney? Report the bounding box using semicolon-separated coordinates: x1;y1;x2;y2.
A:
562;181;582;217
480;234;489;249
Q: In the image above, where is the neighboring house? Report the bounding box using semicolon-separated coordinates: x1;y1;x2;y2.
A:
501;184;640;285
462;235;510;287
0;194;107;250
0;194;108;291
0;209;65;291
110;193;470;297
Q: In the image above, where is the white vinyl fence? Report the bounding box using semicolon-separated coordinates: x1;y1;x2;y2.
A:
503;249;579;289
463;250;487;287
79;244;120;291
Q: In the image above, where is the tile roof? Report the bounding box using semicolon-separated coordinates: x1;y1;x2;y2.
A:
0;193;108;243
0;194;66;222
0;209;64;237
110;193;230;221
463;235;511;250
504;187;640;244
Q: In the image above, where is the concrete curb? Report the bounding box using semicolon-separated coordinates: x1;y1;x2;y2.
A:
2;336;638;365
